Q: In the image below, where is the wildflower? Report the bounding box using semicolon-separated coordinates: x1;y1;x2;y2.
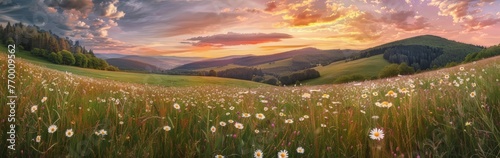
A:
260;100;268;104
211;126;216;133
398;88;409;94
385;90;397;98
99;129;108;136
299;117;304;121
48;125;58;133
242;113;251;118
375;101;393;108
360;110;366;114
470;91;476;98
228;120;234;124
471;83;476;87
444;75;450;79
234;123;244;130
321;124;326;127
254;149;263;158
163;126;171;131
173;103;180;110
255;129;260;133
263;107;269;111
460;67;465;71
369;128;384;141
302;93;311;99
65;129;74;137
303;115;309;119
220;121;227;126
215;155;224;158
279;112;286;116
278;150;289;158
297;147;305;154
31;105;38;113
361;94;368;98
119;121;124;125
372;92;379;96
255;113;265;120
322;94;330;99
229;106;235;110
372;116;379;120
465;122;472;126
41;97;48;103
285;119;294;124
35;135;41;143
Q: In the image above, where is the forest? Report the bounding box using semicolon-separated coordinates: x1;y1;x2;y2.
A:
0;22;115;70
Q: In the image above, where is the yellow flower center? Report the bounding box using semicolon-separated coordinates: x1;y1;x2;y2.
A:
257;152;261;156
280;153;286;157
374;132;380;137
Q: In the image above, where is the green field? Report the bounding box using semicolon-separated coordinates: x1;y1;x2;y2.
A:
2;53;500;157
305;54;390;85
0;45;266;88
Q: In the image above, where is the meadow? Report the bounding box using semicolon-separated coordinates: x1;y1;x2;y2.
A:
0;44;266;88
1;54;500;157
306;55;391;85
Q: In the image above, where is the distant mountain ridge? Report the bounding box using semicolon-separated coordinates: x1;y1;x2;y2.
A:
98;53;205;71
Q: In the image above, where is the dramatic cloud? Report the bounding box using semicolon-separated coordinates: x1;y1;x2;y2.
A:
95;0;126;19
46;0;94;18
266;0;362;27
186;32;293;47
1;0;499;56
429;0;499;31
381;11;430;31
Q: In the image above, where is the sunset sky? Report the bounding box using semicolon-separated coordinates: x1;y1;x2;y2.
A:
1;0;500;58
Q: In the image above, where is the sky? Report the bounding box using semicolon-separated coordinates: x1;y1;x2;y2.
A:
1;0;500;58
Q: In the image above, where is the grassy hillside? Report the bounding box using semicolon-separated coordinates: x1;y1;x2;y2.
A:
357;35;484;67
305;54;390;85
106;58;163;72
2;52;500;157
0;45;266;88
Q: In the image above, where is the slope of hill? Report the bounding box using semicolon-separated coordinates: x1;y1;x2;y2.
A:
0;46;267;88
95;53;127;59
106;58;163;72
355;35;484;67
101;54;204;70
305;54;390;85
2;51;500;157
174;47;357;71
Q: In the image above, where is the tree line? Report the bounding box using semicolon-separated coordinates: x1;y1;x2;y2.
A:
0;22;116;70
464;44;500;62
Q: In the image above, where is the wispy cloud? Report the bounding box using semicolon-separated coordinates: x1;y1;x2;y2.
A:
185;32;293;47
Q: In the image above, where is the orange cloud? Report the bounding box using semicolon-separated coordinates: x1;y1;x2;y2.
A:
185;32;293;47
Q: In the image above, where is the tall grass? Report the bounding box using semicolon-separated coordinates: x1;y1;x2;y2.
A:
1;55;500;157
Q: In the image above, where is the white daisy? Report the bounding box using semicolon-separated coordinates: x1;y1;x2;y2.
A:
65;129;74;137
163;126;171;131
48;125;58;133
254;149;263;158
278;150;288;158
255;113;265;120
31;105;38;113
296;147;305;153
369;128;384;141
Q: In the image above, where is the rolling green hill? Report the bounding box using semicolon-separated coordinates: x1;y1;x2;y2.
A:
355;35;484;67
0;44;267;88
305;54;390;85
305;35;484;85
194;49;358;75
